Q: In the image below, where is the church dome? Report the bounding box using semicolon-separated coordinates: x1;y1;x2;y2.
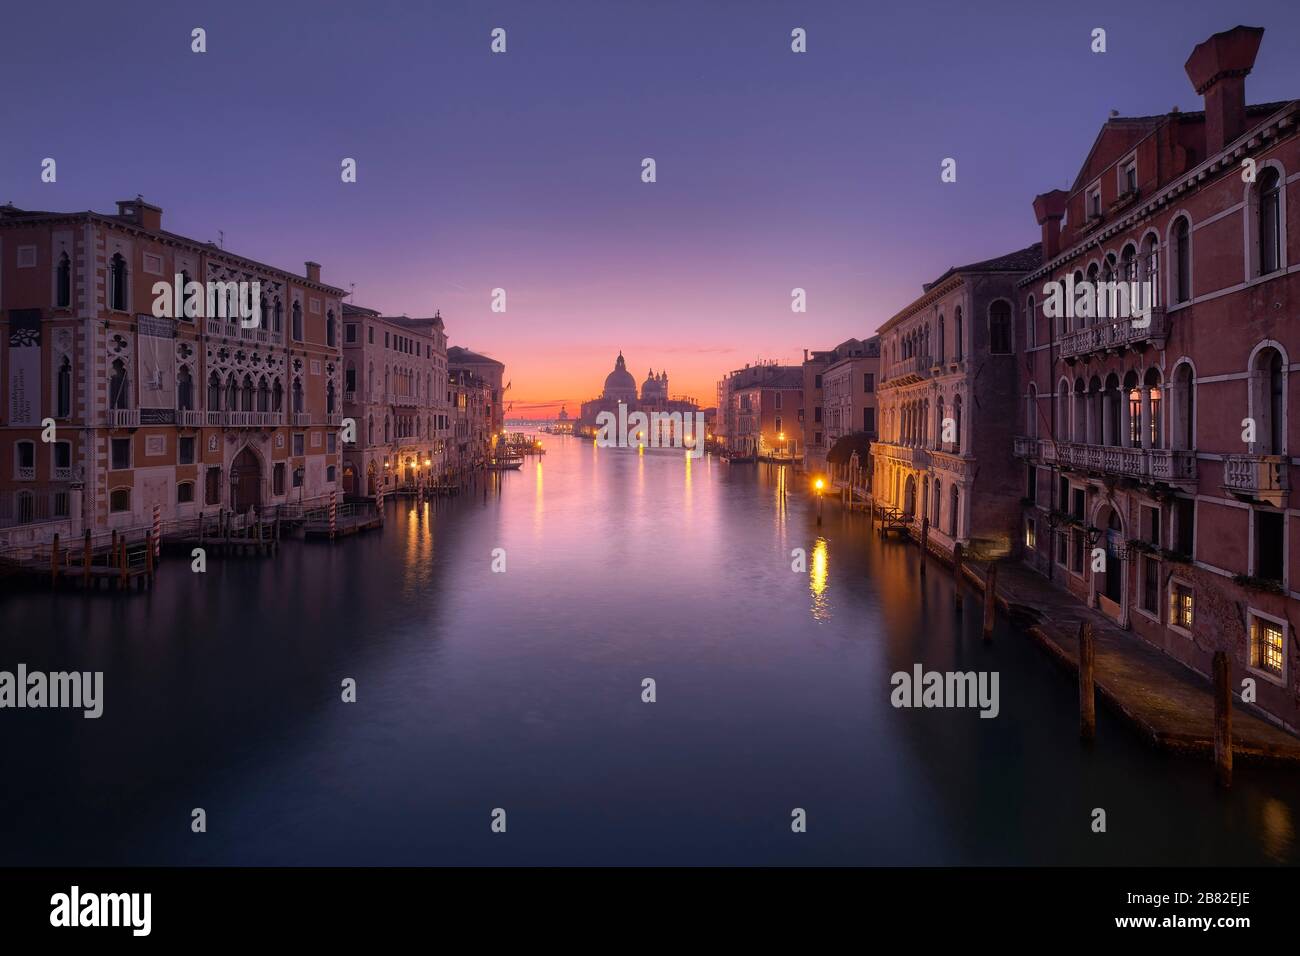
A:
603;352;638;401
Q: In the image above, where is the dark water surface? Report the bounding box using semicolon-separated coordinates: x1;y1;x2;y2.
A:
3;433;1299;865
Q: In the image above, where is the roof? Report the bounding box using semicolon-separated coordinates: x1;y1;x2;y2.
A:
448;346;504;368
922;242;1043;293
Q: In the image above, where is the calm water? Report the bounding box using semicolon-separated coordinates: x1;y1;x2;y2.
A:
3;433;1300;866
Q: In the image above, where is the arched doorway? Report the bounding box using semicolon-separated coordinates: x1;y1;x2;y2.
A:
343;464;357;497
366;461;377;496
230;447;262;512
903;474;916;516
1096;504;1125;617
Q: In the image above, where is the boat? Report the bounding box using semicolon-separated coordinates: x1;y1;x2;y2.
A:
487;457;524;471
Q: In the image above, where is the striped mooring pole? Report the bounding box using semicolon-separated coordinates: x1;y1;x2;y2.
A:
152;505;161;558
329;488;338;539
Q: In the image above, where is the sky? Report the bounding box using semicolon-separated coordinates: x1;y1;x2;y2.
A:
3;0;1299;416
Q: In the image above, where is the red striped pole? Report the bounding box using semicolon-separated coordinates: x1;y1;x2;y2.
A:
152;505;161;558
329;488;337;539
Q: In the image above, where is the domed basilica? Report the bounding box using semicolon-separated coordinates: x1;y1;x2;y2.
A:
578;352;698;435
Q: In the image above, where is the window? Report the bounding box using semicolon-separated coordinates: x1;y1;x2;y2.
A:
1025;516;1036;550
775;392;782;410
292;301;303;341
953;308;963;361
1142;505;1161;547
56;252;71;308
205;467;222;505
1142;235;1160;309
179;436;195;464
1255;510;1284;583
368;326;374;344
109;359;129;409
1026;465;1037;503
110;437;131;470
1174;497;1195;557
1088;187;1101;218
1025;295;1035;349
988;301;1012;354
327;310;336;347
109;488;131;513
1173;217;1191;303
177;482;195;504
948;486;959;538
813;406;822;423
292;379;304;414
273;463;286;495
327;465;337;483
814;374;822;389
53;441;71;472
15;440;36;478
1141;555;1160;613
1122;161;1137;194
863;407;875;433
293;433;305;456
863;373;875;393
56;356;72;417
1250;614;1286;678
109;253;128;311
1071;529;1085;573
292;467;304;489
1072;488;1085;522
1170;583;1193;630
1258;167;1282;277
346;324;357;343
177;367;193;411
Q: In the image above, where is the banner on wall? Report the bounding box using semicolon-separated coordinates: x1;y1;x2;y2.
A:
7;309;42;426
137;314;176;410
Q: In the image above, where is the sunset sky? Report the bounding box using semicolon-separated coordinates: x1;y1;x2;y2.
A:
5;0;1299;416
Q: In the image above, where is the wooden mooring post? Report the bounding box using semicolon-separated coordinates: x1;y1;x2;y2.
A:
1078;621;1095;741
952;542;963;612
919;515;928;576
118;538;128;589
982;562;998;641
1213;650;1232;788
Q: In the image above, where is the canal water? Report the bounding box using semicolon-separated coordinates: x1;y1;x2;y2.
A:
3;433;1300;866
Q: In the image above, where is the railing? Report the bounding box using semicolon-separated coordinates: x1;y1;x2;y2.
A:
884;354;933;384
223;411;284;427
1013;436;1041;459
392;394;418;407
53;467;75;481
1052;440;1196;484
872;441;929;468
0;489;72;528
930;448;972;478
205;317;282;346
292;412;312;427
326;413;343;426
1059;308;1168;360
105;408;140;428
177;410;205;427
15;466;35;481
1224;454;1288;504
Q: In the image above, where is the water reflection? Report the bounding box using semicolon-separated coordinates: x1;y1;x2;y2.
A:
809;536;830;622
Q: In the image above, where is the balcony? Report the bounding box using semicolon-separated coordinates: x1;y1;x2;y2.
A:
391;394;418;407
177;410;205;428
1224;454;1288;507
15;466;35;481
930;448;974;479
53;466;75;481
326;413;343;426
1013;436;1042;459
883;355;933;386
105;408;140;428
1059;308;1168;362
1052;440;1196;487
292;412;312;427
223;411;284;428
205;317;283;346
871;440;929;469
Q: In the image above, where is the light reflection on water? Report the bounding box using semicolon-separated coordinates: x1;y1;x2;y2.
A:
1;433;1299;865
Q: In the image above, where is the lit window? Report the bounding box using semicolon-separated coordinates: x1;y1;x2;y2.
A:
1250;615;1285;677
1170;583;1193;629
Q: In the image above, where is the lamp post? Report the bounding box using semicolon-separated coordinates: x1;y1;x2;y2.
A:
814;477;824;525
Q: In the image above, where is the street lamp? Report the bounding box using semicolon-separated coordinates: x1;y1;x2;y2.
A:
814;477;824;525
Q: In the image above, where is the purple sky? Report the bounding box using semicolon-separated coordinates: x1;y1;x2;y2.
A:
4;0;1298;414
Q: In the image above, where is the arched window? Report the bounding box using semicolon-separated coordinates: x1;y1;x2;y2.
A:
109;253;128;311
384;417;391;443
1171;364;1195;451
57;356;72;417
953;308;963;361
1145;368;1163;448
1025;295;1035;350
368;415;375;444
1142;235;1160;308
1251;347;1285;455
56;252;71;309
272;379;284;413
109;488;131;513
292;378;304;414
208;371;221;410
259;296;268;328
257;377;270;412
949;485;960;538
989;301;1012;354
932;477;942;526
1173;217;1191;303
1104;373;1121;447
109;359;129;410
226;374;239;411
1073;378;1087;443
327;310;336;347
952;395;963;452
936;314;945;362
291;301;303;341
241;375;255;412
1056;381;1068;440
273;298;283;333
327;381;336;415
1026;385;1037;438
177;366;193;411
1258;167;1282;276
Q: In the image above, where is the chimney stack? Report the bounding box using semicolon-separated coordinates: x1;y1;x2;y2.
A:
305;261;321;284
1185;25;1265;156
116;197;162;231
1032;189;1068;261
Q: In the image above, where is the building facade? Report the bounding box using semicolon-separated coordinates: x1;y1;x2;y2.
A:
871;244;1041;554
726;364;804;460
801;338;880;474
0;198;344;545
340;303;450;497
447;346;506;438
1014;25;1300;727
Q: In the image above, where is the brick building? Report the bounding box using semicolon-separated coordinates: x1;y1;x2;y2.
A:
1014;26;1300;728
801;337;880;474
0;198;344;545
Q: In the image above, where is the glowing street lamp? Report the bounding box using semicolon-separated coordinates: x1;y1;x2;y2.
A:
814;477;825;525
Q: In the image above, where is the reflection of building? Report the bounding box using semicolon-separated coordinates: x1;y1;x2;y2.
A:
578;353;700;440
1014;25;1300;728
0;197;343;543
872;242;1040;555
340;304;449;497
802;337;880;474
716;362;803;459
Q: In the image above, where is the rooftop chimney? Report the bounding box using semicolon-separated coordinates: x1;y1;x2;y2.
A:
1185;25;1265;156
1032;189;1068;261
305;261;321;284
116;196;162;232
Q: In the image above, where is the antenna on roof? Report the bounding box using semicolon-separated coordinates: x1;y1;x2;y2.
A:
218;229;224;250
349;282;355;301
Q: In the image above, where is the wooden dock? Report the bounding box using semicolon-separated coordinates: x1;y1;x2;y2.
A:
876;506;912;538
0;528;159;591
162;508;281;557
303;502;383;540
